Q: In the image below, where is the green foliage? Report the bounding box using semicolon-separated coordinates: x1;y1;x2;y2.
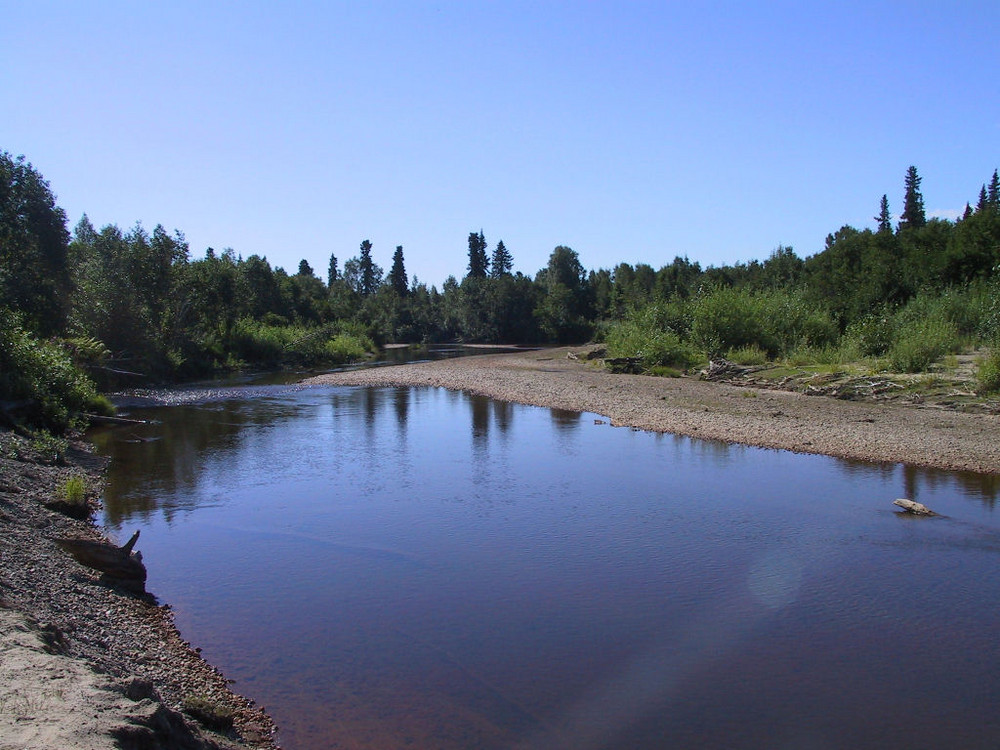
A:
605;304;699;370
727;345;769;365
690;287;836;359
888;318;961;373
845;313;895;357
976;348;1000;394
0;308;106;433
28;431;69;464
0;152;71;337
229;319;373;367
61;475;87;505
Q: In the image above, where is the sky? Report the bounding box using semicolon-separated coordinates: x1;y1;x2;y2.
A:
3;1;998;287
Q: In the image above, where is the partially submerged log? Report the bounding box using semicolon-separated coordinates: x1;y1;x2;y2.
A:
54;529;147;592
893;498;937;516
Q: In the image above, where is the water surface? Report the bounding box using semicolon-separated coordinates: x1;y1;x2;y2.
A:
91;382;1000;749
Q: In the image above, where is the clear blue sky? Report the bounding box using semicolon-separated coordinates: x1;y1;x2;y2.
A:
3;1;998;287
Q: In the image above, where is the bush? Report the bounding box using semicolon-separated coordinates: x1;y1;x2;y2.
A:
605;305;699;370
845;313;895;357
229;319;374;368
888;318;961;373
0;308;109;432
977;348;1000;394
690;287;836;358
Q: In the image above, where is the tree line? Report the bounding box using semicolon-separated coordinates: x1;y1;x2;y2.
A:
3;149;1000;432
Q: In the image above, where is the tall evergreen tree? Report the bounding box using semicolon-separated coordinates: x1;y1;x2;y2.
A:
467;230;488;278
388;245;408;296
987;169;1000;210
977;185;990;213
898;165;926;231
490;239;513;277
358;239;382;297
327;253;339;287
297;259;315;277
875;194;892;233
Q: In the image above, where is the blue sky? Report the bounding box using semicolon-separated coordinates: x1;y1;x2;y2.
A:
3;1;998;287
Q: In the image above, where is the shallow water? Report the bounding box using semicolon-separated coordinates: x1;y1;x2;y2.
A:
91;382;1000;749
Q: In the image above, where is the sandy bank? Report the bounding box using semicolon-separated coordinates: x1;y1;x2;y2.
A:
306;347;999;475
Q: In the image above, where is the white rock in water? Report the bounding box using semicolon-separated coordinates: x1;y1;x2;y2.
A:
893;498;937;516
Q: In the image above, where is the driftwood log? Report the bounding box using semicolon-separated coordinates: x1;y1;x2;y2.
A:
54;529;147;592
893;498;937;516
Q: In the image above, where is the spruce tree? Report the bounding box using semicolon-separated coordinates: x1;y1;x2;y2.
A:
358;239;382;297
875;194;892;233
467;230;489;278
898;165;926;231
490;240;513;277
327;253;339;287
987;169;1000;210
389;245;408;296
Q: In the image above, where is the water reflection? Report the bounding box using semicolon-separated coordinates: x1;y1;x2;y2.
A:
91;382;1000;749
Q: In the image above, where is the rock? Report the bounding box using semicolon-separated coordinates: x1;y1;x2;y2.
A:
893;498;937;516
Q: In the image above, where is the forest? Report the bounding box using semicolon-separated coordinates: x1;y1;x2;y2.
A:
2;150;999;434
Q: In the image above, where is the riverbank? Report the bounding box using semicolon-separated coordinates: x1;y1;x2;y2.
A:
0;431;276;749
306;346;999;475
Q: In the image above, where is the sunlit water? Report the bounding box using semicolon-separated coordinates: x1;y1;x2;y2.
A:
91;381;1000;749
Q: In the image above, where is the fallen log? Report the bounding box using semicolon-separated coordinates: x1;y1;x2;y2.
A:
54;529;147;592
893;498;937;516
84;413;152;426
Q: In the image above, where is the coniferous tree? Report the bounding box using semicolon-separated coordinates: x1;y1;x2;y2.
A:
899;166;926;231
327;253;339;287
490;240;513;277
876;194;892;233
358;239;382;297
389;245;408;296
977;185;990;213
467;230;488;278
988;169;1000;210
297;259;315;277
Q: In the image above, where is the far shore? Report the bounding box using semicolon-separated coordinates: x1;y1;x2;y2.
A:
305;346;1000;475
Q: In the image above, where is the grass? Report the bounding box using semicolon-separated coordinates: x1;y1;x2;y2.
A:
61;476;87;505
977;348;1000;394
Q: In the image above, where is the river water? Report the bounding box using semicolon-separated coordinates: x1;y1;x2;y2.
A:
90;376;1000;749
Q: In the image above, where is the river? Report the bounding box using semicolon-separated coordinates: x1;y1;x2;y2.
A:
90;373;1000;749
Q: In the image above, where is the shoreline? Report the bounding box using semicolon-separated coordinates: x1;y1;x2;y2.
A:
306;346;1000;476
0;431;276;750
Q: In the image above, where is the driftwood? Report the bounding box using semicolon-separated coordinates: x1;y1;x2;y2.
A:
893;498;937;516
84;413;151;426
54;530;147;592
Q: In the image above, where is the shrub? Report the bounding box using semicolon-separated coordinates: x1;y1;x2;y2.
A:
977;348;1000;394
0;308;108;432
888;318;961;373
845;313;895;357
605;305;699;370
61;475;86;504
690;287;836;358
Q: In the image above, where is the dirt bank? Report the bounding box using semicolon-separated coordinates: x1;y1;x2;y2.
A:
306;347;999;475
0;431;276;750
